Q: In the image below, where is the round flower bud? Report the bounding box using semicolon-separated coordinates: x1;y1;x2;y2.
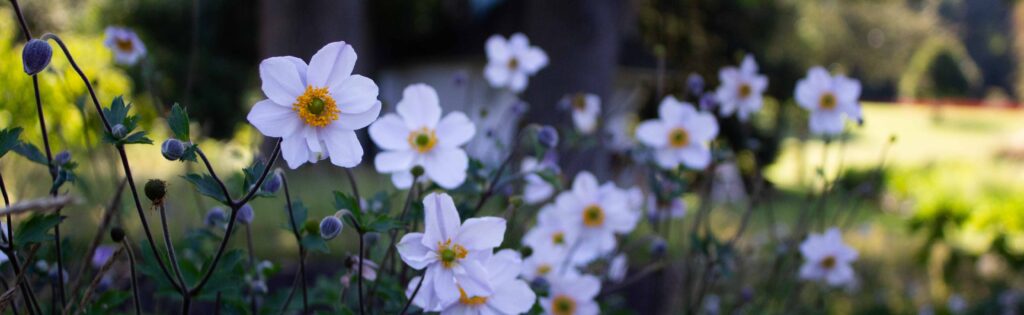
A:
699;93;717;112
144;179;167;204
650;237;667;257
319;216;343;240
687;73;705;97
538;125;558;149
111;124;128;139
261;172;282;194
520;246;533;258
110;227;126;242
54;150;71;166
204;207;226;227
161;139;186;161
410;165;425;178
22;39;52;75
236;204;254;224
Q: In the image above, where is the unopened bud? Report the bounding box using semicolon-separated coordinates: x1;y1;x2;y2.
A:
236;204;254;224
320;216;343;240
144;179;167;204
54;150;71;166
161;139;185;161
261;172;282;194
411;165;425;178
22;39;52;75
111;124;128;139
687;73;705;96
110;227;126;242
204;207;226;227
538;125;558;148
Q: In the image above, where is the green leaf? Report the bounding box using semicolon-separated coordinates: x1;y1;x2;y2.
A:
301;234;329;254
286;201;308;231
12;142;48;165
333;191;362;220
168;103;191;141
15;214;61;245
102;96;129;127
183;173;230;204
366;216;400;233
121;131;153;145
0;128;23;158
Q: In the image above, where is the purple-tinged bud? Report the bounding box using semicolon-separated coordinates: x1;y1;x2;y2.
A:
261;172;282;194
22;39;52;75
699;93;717;112
54;150;71;166
111;124;128;139
204;207;226;227
161;139;185;161
650;237;667;257
320;215;343;240
91;245;117;268
687;73;704;97
236;204;254;224
538;125;558;149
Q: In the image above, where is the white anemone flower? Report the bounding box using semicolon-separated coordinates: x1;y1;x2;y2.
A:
521;244;577;282
369;84;475;189
397;193;507;310
604;112;638;152
567;93;601;134
523;205;579;253
484;33;549;92
521;157;555;205
795;67;863;136
715;54;767;121
246;41;382;169
437;249;537;315
103;26;147;66
799;227;858;287
555;171;639;265
540;273;601;315
635;96;719;170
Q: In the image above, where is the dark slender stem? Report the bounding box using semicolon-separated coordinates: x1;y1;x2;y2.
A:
194;147;232;204
30;48;65;311
0;276;21;315
357;232;365;315
189;142;280;295
244;224;258;315
180;294;191;315
343;168;361;204
279;259;304;314
398;274;426;315
158;204;189;291
214;292;222;315
40;34;109;133
8;0;32;40
0;173;41;315
473;135;520;214
68;180;126;299
280;173;308;314
371;178;418;297
122;240;142;315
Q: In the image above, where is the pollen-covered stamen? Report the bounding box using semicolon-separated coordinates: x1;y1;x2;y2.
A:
458;287;488;306
436;239;468;268
507;57;519;70
819;92;837;110
552;295;577;315
738;83;752;98
820;255;836;269
552;231;565;245
582;204;605;227
537;264;552;275
407;128;438;153
571;94;587;111
115;38;134;52
293;86;340;128
667;127;690;148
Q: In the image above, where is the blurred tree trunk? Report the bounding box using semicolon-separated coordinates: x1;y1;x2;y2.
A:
256;0;373;157
522;0;627;177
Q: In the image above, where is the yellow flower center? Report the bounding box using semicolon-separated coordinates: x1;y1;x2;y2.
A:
458;287;488;306
668;127;690;148
552;295;577;315
819;93;837;110
407;128;438;153
436;239;468;268
537;264;552;275
293;86;340;128
115;38;134;52
552;232;565;245
507;57;519;70
820;255;836;269
571;93;587;111
738;83;752;98
582;204;605;227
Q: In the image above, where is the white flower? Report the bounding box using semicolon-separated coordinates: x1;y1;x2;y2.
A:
555;171;639;265
799;227;858;287
604;112;638;152
438;249;537;315
370;84;475;189
466;98;525;167
521;244;577;282
521;157;555;205
795;67;863;136
484;33;548;92
397;192;506;310
715;54;767;121
608;254;627;282
567;93;600;134
523;205;579;254
540;273;601;315
247;41;382;169
103;27;146;66
635;96;719;170
646;193;686;220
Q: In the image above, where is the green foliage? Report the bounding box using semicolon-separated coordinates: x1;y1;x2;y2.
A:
0;127;23;158
101;96;153;145
15;214;62;245
183;173;229;205
168;103;190;141
333;191;399;234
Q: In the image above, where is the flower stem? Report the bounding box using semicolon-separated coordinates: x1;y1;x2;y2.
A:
121;239;142;315
158;204;189;297
244;224;258;314
357;231;366;315
280;173;308;314
0;173;42;315
399;274;426;315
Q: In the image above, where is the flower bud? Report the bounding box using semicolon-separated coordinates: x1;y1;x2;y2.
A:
538;125;558;148
161;139;185;161
261;172;282;194
111;124;128;139
22;39;52;75
687;73;705;96
699;93;717;112
236;204;254;224
54;150;71;166
204;207;226;227
110;227;126;242
650;237;667;257
91;245;116;268
320;215;343;240
144;179;167;204
410;165;425;178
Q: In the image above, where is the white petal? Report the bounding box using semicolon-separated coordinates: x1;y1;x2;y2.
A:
455;259;493;297
485;35;509;62
508;72;528;93
740;54;759;74
794;80;820;110
424;148;469;189
678;145;711;169
508;33;530;54
658;96;696;125
397;233;434;270
260;56;307;106
369;114;412;151
571;171;600;202
397;84;442;129
486;250;522;286
422;192;462;248
484;64;511;88
653;148;680;170
456;217;506;251
307;41;356;89
392;171;414;189
406;276;441;312
519;47;548;73
331;75;379;114
685;112;719;142
809;110;844;136
566;274;601;300
280;135;311;169
247;99;303;138
333;101;381;130
488;280;535;314
321;129;363;168
435;112;476;148
431;266;460;305
375;150;416;173
635;120;667;147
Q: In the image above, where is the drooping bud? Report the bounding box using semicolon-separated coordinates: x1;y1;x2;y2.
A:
261;171;282;194
144;179;167;204
22;39;52;75
204;207;226;227
91;245;117;268
319;215;343;240
110;227;126;242
111;124;128;139
161;139;185;161
687;73;705;97
236;204;254;224
54;150;71;166
538;125;558;149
